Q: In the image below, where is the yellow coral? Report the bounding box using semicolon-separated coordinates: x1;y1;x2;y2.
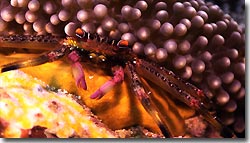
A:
0;70;117;138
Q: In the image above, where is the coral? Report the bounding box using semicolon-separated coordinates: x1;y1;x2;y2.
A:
0;70;117;138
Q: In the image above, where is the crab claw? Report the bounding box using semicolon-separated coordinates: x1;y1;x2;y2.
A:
90;80;115;99
71;62;87;90
68;51;87;90
90;66;124;99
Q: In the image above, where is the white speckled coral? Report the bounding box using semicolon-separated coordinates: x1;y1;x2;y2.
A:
0;70;117;138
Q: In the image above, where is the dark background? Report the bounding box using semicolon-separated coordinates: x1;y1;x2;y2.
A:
205;0;245;28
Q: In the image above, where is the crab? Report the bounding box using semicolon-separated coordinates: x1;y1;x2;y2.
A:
0;28;236;138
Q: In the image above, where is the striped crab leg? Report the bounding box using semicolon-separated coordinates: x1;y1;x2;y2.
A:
0;45;68;73
134;59;236;138
124;61;172;138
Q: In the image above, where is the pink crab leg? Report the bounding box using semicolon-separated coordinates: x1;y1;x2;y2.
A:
125;62;172;138
68;51;87;90
90;66;124;99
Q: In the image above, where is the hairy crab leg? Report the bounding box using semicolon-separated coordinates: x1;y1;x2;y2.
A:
68;50;87;90
125;61;172;138
0;45;68;73
0;35;60;50
139;60;213;109
90;66;124;99
134;59;236;138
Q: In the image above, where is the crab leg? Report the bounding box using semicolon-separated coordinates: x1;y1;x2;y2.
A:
138;60;213;109
134;59;236;138
68;51;87;90
90;66;124;99
0;45;68;73
125;61;172;138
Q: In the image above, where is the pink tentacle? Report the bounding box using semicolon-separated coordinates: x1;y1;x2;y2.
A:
90;66;124;99
68;51;87;90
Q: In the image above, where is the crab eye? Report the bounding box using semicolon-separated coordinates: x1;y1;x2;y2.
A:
89;53;97;59
98;55;106;62
75;28;85;38
117;40;129;49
